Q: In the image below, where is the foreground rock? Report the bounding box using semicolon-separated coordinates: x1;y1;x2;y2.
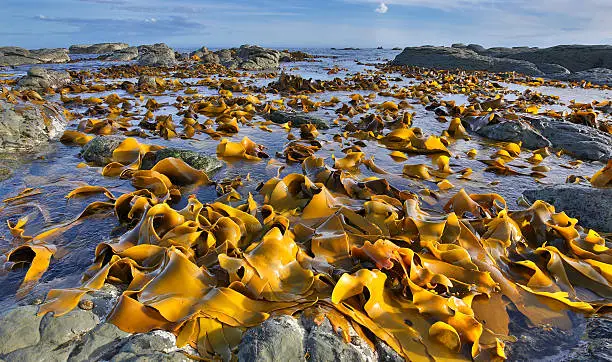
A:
192;45;281;70
268;110;330;129
16;66;71;93
69;43;129;54
472;119;551;149
81;136;125;166
140;148;224;174
0;47;70;66
392;46;544;76
523;184;612;232
0;99;67;152
136;43;178;67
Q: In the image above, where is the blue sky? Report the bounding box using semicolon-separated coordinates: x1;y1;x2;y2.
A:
1;0;611;49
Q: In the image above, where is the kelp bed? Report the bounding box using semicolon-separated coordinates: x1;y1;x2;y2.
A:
1;56;611;361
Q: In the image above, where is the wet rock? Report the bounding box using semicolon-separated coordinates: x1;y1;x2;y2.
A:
392;46;544;76
268;110;330;130
375;340;403;362
69;43;129;54
39;309;100;346
0;47;70;66
523;184;612;233
81;135;124;166
215;45;281;71
140;148;224;174
16;66;71;93
190;47;221;64
304;318;376;362
237;315;306;362
528;117;612;161
80;283;122;319
136;44;178;67
475;119;551;149
100;47;139;62
0;98;67;152
119;331;176;355
67;323;130;362
0;305;44;355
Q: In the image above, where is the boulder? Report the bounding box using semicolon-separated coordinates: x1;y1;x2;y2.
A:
537;63;571;77
237;315;306;362
69;43;129;54
391;46;544;76
474;119;551;149
268;110;330;129
136;43;177;67
0;99;67;152
523;185;612;233
214;45;281;70
501;45;612;72
99;47;139;62
16;66;71;93
190;47;220;64
560;68;612;86
0;47;70;66
81;136;125;166
528;117;612;161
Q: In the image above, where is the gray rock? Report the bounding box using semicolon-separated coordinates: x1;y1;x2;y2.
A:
3;343;74;362
0;99;67;152
528;117;612;161
80;135;124;166
561;68;612;86
0;47;69;66
237;315;306;362
466;44;486;53
500;45;612;72
391;46;544;76
268;110;330;129
39;309;100;346
375;340;403;362
538;63;571;76
190;47;221;64
523;184;612;233
140;148;224;174
69;43;129;54
110;351;190;362
0;306;44;355
137;75;158;90
305;318;376;362
119;331;176;355
67;323;130;362
136;44;178;67
215;45;281;71
16;66;71;93
81;283;122;319
100;47;139;62
475;119;551;149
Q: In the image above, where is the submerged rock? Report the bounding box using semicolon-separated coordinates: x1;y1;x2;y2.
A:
523;184;612;233
392;46;544;76
528;117;612;161
140;148;224;175
268;110;330;129
0;99;67;152
16;66;71;93
0;47;70;66
136;43;177;67
69;43;129;54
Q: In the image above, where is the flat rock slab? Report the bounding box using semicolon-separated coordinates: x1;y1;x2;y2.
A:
523;184;612;233
269;110;329;129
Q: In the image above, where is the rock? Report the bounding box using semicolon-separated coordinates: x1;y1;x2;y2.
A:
237;315;306;362
304;318;376;362
190;47;220;64
110;351;190;362
136;44;178;67
0;47;70;66
475;119;551;149
375;340;403;362
119;331;176;355
3;343;74;362
69;43;129;54
137;75;158;90
0;306;44;355
100;47;139;62
39;309;100;346
16;66;71;93
466;44;486;53
391;46;544;76
500;45;612;72
216;45;281;71
561;68;612;86
523;184;612;233
0;99;67;152
80;283;122;319
81;136;124;166
140;148;224;174
528;117;612;161
67;323;130;362
268;110;330;130
537;63;571;76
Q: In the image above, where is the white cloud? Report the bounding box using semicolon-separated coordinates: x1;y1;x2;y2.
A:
375;2;388;13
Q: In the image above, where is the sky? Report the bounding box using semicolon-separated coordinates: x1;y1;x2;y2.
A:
1;0;611;49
